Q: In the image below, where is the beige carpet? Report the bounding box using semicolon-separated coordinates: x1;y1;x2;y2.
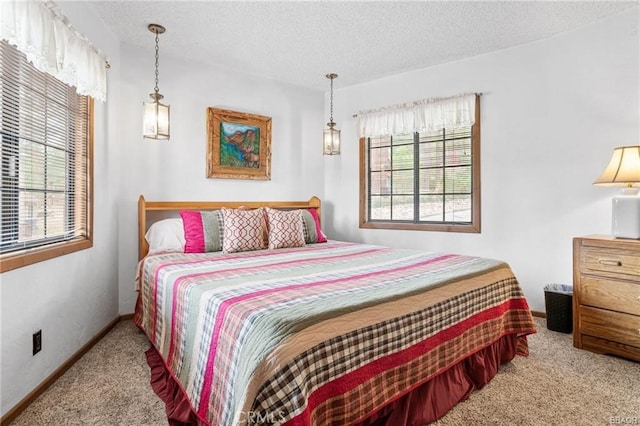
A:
9;318;639;425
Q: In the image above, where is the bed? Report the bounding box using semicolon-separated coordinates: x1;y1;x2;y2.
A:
134;195;536;426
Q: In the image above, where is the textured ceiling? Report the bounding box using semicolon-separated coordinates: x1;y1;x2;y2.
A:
89;1;637;91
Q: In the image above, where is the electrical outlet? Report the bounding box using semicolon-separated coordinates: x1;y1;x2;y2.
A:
33;330;42;355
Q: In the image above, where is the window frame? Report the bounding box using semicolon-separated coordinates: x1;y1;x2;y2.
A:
0;44;94;273
359;95;480;233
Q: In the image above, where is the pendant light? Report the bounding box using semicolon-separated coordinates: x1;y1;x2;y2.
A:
323;73;340;155
143;24;170;140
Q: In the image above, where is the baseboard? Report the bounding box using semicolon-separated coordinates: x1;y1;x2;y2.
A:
0;315;130;425
531;310;546;318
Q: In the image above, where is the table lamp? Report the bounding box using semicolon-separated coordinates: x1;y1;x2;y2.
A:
593;146;640;239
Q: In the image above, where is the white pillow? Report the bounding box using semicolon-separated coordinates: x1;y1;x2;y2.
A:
145;218;186;254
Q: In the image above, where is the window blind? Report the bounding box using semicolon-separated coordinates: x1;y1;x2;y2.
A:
367;127;473;224
1;40;91;254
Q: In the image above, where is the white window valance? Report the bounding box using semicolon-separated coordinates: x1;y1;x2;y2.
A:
0;0;108;101
356;93;478;138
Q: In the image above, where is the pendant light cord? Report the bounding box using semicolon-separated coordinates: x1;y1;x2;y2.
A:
329;76;334;124
154;31;160;95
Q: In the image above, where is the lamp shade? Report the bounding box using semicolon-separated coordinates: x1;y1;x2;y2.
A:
594;145;640;239
593;146;640;187
143;95;170;139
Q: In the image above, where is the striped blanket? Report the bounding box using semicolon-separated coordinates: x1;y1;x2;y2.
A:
134;241;535;425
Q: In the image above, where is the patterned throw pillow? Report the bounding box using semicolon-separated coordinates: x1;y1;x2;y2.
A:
180;210;224;253
265;208;306;250
221;207;267;253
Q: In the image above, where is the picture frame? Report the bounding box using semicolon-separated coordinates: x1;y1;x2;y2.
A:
206;107;272;180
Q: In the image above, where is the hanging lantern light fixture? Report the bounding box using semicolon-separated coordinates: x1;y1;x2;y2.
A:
323;73;340;155
143;24;170;140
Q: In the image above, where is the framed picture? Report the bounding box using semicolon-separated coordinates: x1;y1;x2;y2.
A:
206;107;272;180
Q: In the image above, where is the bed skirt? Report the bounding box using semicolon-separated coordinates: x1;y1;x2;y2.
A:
145;333;520;426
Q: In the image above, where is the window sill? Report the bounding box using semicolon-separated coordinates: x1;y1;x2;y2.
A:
360;221;480;233
0;239;93;273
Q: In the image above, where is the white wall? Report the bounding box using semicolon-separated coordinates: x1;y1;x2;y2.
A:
324;8;640;312
0;2;121;416
116;45;325;314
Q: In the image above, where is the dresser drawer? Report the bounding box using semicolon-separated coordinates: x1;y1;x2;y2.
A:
578;306;640;348
580;246;640;279
580;277;640;316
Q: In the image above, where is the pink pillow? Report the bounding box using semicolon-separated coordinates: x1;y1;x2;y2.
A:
306;208;327;243
179;210;224;253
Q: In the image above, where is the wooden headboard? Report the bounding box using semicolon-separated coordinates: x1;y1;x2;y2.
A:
137;195;322;260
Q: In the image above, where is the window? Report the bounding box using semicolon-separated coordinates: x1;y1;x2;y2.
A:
359;96;480;232
1;40;93;272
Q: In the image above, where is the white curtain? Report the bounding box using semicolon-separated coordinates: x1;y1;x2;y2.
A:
0;0;108;101
357;93;477;138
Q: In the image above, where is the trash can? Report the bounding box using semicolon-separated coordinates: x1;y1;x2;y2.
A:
544;284;573;333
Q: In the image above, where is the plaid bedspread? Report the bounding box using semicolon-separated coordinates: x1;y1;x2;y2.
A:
134;241;535;426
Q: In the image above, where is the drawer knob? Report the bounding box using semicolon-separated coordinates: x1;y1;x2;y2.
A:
598;259;622;266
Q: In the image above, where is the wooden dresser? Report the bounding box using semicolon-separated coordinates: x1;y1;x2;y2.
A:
573;235;640;362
